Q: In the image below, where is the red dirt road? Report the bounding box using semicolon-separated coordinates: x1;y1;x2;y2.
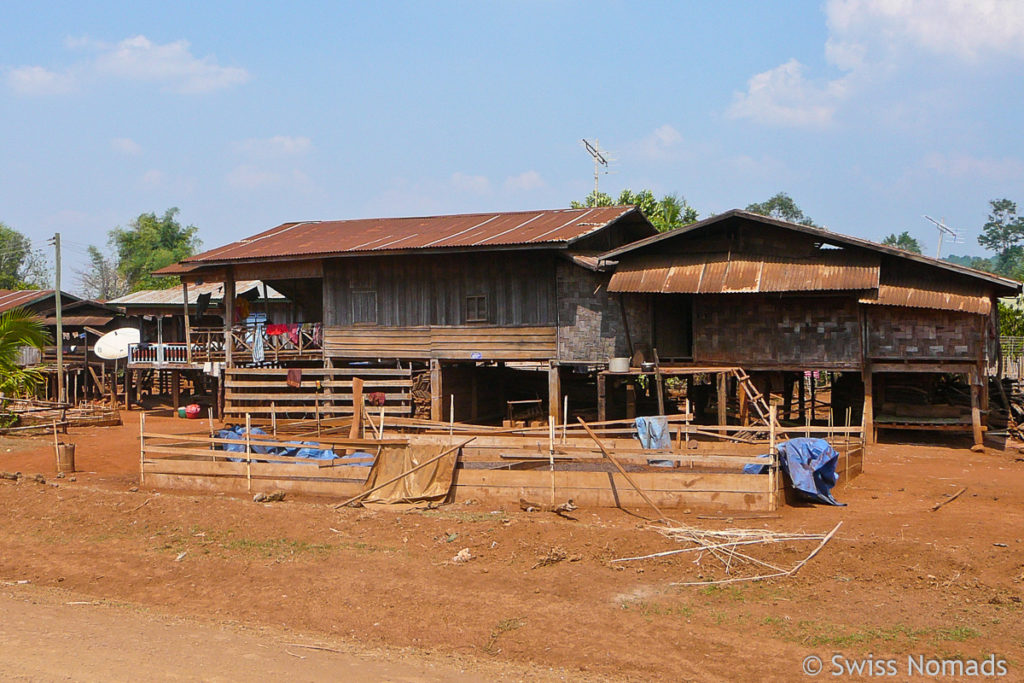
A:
1;410;1023;681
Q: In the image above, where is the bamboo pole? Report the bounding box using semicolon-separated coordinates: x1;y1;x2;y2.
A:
562;395;568;445
271;402;277;437
577;417;670;523
333;437;475;509
52;419;60;471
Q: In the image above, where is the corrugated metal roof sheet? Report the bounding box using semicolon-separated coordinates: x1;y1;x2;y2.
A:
0;289;54;312
599;209;1021;294
860;273;992;315
108;281;285;306
609;252;880;294
164;207;643;268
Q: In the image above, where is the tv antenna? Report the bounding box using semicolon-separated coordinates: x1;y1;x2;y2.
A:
923;215;961;259
581;138;609;202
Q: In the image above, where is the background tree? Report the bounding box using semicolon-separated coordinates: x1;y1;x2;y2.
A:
745;192;818;227
110;208;201;291
572;188;698;232
881;231;923;254
0;307;51;396
944;253;995;272
0;222;50;290
976;198;1024;277
76;245;129;301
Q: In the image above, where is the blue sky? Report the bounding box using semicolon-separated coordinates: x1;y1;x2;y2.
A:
2;1;1023;286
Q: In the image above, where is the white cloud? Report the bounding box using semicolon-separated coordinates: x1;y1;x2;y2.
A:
827;0;1024;62
727;59;845;127
450;171;491;194
5;65;75;95
5;34;250;95
923;152;1024;180
503;170;544;192
235;135;312;157
139;169;165;188
93;35;250;93
730;0;1024;127
226;164;313;192
110;137;142;156
628;124;686;160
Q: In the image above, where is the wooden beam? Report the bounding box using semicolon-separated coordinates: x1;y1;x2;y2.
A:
182;280;192;364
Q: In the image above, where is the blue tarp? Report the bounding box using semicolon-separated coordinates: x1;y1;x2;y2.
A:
743;437;845;506
215;425;345;464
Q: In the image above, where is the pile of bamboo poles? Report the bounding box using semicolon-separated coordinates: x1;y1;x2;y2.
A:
612;521;843;586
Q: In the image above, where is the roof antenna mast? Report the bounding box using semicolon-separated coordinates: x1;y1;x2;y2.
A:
581;139;609;203
922;215;961;259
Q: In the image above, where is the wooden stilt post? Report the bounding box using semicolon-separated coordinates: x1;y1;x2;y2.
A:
271;402;277;437
861;363;874;446
171;369;180;413
597;372;607;422
716;372;728;427
429;359;442;422
139;411;146;485
970;367;984;451
548;361;561;427
768;405;777;511
183;280;192;365
245;412;252;493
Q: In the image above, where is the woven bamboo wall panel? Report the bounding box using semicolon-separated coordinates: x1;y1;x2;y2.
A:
867;307;981;359
693;296;861;366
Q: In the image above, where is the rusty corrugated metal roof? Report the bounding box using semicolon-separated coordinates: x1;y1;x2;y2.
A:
609;251;880;294
0;289;55;312
108;280;285;307
164;207;646;269
600;209;1021;294
860;273;992;315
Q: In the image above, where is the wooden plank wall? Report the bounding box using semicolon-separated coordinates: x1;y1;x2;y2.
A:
224;366;413;419
323;326;557;360
323;252;557;328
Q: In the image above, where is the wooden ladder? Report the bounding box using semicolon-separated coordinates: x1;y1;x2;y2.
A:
730;368;775;433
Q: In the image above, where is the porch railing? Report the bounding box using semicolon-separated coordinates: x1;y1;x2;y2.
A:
127;323;323;367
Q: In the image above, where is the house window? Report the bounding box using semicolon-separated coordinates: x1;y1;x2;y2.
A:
352;290;377;325
465;295;488;323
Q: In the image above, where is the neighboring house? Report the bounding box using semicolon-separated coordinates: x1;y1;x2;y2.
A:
154;207;1021;445
0;289;124;401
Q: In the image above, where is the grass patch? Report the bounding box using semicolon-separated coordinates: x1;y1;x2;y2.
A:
222;537;334;559
421;509;508;524
484;617;526;653
619;600;693;620
763;619;981;649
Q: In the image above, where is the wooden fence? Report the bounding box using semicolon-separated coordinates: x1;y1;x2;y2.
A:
223;366;413;420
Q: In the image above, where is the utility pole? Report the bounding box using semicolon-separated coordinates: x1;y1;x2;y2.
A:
50;233;63;403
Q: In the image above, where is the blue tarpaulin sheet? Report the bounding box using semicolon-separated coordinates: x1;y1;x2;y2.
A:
780;438;845;506
215;425;345;464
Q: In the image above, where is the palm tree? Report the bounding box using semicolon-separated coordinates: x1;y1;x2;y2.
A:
0;307;51;396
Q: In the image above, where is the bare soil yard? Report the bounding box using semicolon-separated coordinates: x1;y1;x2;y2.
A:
1;410;1022;681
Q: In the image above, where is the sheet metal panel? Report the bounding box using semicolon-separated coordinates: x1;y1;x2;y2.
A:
610;252;879;294
860;276;992;315
174;207;637;266
109;280;285;307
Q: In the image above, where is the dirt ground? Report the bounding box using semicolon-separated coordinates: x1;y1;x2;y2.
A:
1;409;1022;681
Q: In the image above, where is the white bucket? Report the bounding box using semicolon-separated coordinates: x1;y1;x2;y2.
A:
609;357;630;373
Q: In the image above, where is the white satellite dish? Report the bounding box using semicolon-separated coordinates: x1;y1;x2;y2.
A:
93;327;140;360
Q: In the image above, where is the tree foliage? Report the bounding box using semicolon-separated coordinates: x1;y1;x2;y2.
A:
571;189;698;232
944;253;994;272
881;231;923;254
0;307;51;396
998;301;1024;337
745;192;818;227
976;199;1024;277
110;208;200;291
76;245;129;301
0;222;50;290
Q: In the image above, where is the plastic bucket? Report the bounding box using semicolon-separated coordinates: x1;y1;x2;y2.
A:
609;357;630;373
57;443;76;474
